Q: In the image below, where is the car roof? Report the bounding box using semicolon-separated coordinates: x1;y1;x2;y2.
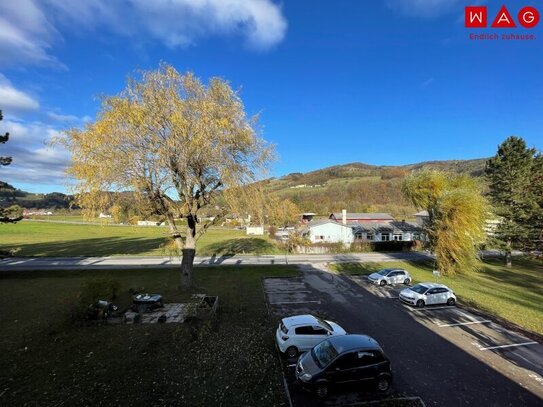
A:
328;334;382;353
377;268;406;272
416;282;448;289
282;314;320;327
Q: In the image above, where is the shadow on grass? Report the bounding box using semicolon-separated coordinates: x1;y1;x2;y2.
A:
476;257;543;291
201;238;275;257
1;236;167;257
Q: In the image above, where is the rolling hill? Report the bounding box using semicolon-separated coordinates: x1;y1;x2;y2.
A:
260;158;488;220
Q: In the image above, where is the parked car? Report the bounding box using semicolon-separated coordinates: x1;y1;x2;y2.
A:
368;268;411;286
276;314;347;358
295;334;392;398
399;282;456;307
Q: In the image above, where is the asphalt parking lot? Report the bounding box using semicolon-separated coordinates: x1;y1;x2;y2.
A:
264;264;543;407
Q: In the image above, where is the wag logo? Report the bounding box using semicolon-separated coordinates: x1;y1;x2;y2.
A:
465;5;540;40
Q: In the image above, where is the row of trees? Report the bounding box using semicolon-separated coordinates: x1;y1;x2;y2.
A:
0;110;23;224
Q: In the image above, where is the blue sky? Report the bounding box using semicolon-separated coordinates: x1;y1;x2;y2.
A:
0;0;542;193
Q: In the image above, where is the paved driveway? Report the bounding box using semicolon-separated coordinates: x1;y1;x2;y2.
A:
264;264;543;407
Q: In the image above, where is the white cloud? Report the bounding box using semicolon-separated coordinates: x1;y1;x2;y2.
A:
0;74;40;113
0;0;287;67
385;0;464;18
46;112;80;123
0;0;63;68
0;119;70;186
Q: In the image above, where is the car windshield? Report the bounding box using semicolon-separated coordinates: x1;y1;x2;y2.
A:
316;317;333;331
377;269;392;276
311;339;338;368
410;284;429;294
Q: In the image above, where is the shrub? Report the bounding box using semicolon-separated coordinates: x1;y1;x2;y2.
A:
69;278;122;323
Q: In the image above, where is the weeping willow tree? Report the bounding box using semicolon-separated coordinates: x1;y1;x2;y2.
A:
402;170;488;275
61;64;273;287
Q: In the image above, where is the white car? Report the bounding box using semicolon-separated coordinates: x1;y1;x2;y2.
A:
399;283;456;307
275;315;347;358
368;268;411;286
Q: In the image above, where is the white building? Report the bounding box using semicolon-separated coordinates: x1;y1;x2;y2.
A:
246;226;264;235
302;219;355;245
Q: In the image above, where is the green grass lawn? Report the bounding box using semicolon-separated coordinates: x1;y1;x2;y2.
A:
0;221;279;257
330;257;543;336
0;265;297;406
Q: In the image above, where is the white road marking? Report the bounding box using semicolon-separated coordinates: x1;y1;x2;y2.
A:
269;300;321;305
438;320;491;327
479;341;538;351
266;290;312;294
287;363;297;367
405;305;451;312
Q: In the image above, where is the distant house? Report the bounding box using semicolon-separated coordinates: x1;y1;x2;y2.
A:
301;220;355;245
329;211;394;224
352;221;422;242
99;212;112;218
300;208;423;245
23;209;53;217
137;220;161;226
246;226;264;236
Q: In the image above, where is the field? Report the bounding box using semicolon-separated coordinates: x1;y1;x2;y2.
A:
0;265;298;406
330;257;543;336
0;220;279;257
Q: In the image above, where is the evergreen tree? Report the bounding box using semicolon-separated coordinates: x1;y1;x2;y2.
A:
485;136;541;265
0;110;23;224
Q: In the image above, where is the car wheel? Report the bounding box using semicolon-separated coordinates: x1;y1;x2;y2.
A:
286;346;298;358
416;299;425;308
404;278;411;285
316;383;329;399
379;280;386;286
376;375;392;393
447;297;456;306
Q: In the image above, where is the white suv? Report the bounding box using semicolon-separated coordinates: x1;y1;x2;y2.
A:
276;314;347;358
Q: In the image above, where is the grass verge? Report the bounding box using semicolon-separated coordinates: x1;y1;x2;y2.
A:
0;265;297;406
330;257;543;336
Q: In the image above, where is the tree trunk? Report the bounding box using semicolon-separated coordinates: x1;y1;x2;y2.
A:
505;241;512;267
181;215;197;288
181;248;195;287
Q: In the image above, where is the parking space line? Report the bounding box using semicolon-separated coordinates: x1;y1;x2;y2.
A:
269;300;321;305
410;306;451;311
479;341;538;351
438;320;491;327
265;290;312;294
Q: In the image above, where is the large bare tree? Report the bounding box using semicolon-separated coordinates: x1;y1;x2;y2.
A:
62;64;273;287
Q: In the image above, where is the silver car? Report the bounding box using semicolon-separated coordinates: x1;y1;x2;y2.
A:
399;282;456;307
368;268;411;286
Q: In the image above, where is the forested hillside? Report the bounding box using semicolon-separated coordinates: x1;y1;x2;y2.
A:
261;159;487;219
